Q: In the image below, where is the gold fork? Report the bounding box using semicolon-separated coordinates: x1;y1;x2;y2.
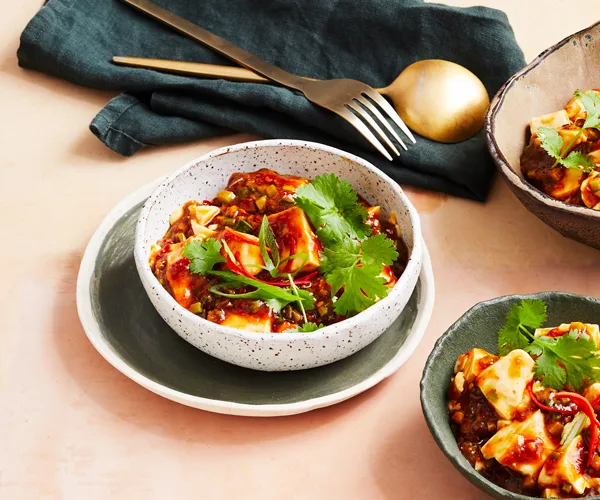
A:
120;0;416;160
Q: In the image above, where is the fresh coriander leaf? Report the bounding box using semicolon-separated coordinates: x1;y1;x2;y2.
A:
327;264;389;315
259;215;280;277
263;298;290;314
553;332;600;390
498;321;529;356
319;240;361;274
532;340;567;390
319;235;397;316
183;238;226;275
525;342;543;356
529;332;600;391
497;299;546;355
560;151;596;172
575;90;600;130
298;322;323;332
283;322;324;333
514;299;547;329
360;233;398;268
295;174;370;245
537;127;564;160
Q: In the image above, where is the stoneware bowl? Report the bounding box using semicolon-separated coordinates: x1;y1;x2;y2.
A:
420;292;600;500
485;21;600;250
134;139;423;372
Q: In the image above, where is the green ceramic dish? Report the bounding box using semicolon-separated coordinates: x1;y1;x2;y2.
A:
420;292;600;500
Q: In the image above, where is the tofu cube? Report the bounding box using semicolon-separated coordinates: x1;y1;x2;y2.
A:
220;311;273;332
538;435;588;495
217;228;264;276
454;348;498;382
164;242;194;308
481;410;557;478
267;207;320;273
476;349;534;419
549;168;584;200
530;109;570;135
190;204;220;226
169;205;184;225
535;322;600;348
190;220;217;240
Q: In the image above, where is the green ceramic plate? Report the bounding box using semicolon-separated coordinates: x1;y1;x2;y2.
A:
77;178;435;417
420;292;600;499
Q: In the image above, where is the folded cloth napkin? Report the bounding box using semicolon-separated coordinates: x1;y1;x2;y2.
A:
18;0;525;201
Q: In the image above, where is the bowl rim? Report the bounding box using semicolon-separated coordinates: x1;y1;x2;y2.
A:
134;139;423;343
420;291;600;500
485;19;600;222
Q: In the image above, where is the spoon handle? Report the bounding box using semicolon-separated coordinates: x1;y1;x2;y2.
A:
112;56;389;94
112;56;271;83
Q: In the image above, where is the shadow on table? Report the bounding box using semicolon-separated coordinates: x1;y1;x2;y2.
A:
369;411;484;500
52;251;387;445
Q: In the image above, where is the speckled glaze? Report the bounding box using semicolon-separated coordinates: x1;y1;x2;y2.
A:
485;21;600;250
420;292;600;500
134;140;423;371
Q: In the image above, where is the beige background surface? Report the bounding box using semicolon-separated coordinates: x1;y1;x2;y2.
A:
1;1;599;499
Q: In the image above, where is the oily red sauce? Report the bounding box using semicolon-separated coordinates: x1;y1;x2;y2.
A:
451;384;544;496
520;127;600;208
449;380;600;497
150;169;409;331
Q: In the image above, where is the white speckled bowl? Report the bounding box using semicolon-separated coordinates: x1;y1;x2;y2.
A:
134;140;423;371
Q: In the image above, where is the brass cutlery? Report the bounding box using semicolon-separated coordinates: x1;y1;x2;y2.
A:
113;55;490;143
119;0;415;160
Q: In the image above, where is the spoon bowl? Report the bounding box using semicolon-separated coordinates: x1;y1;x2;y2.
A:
383;60;490;143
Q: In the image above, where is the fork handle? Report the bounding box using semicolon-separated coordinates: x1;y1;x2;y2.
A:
120;0;305;91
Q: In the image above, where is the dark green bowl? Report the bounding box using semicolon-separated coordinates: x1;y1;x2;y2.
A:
420;292;600;500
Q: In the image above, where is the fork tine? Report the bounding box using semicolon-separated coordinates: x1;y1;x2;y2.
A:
354;96;407;151
362;89;416;144
336;107;393;161
347;101;400;157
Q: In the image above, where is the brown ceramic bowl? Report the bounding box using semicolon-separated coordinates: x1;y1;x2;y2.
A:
485;21;600;250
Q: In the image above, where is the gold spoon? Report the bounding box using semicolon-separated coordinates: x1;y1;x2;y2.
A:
113;56;489;143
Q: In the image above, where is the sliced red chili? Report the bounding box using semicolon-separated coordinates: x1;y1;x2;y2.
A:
229;251;317;287
527;383;577;415
555;391;600;467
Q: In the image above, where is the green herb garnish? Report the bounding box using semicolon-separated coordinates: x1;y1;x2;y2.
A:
182;238;226;274
259;215;280;277
538;127;595;173
538;89;600;172
320;234;398;315
296;174;400;316
183;238;314;314
295;174;370;245
297;322;323;332
209;270;315;312
498;299;600;391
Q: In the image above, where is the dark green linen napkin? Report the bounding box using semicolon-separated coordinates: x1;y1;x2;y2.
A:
18;0;525;201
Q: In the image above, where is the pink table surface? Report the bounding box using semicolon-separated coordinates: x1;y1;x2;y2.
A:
1;1;599;499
